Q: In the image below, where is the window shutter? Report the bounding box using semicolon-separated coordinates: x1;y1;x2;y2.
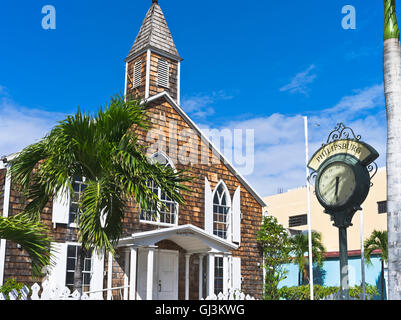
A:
48;242;68;289
133;60;142;88
204;177;213;234
52;187;70;226
231;257;241;291
90;251;104;299
232;186;241;244
157;59;169;88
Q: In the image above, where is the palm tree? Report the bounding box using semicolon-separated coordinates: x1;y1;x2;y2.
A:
289;231;326;286
364;230;388;300
0;214;52;277
383;0;401;300
8;95;191;294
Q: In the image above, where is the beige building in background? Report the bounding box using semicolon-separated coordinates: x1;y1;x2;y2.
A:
264;167;387;253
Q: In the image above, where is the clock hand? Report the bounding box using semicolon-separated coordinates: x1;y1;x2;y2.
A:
335;177;339;201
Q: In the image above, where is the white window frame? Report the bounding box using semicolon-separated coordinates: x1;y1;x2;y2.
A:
65;244;93;293
68;176;88;228
139;152;179;226
212;180;231;240
214;255;224;295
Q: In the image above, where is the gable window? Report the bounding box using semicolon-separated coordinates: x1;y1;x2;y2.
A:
140;152;178;225
157;59;169;88
378;201;387;214
65;245;92;293
69;176;87;225
133;60;142;88
213;182;230;239
289;214;307;227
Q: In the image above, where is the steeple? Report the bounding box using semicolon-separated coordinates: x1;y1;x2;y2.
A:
126;0;182;61
124;1;182;104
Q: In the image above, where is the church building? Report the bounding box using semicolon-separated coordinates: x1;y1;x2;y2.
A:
0;0;266;300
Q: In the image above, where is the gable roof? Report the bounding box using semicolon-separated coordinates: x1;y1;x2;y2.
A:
118;224;239;252
126;1;182;62
144;91;268;208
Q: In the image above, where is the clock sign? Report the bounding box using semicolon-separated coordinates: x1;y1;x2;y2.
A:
307;123;379;227
318;161;356;207
307;123;379;300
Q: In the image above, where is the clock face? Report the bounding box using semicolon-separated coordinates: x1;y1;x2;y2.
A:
317;162;356;207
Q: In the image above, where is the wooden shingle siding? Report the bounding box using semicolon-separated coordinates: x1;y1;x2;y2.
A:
117;99;264;298
1;101;263;300
126;52;148;98
149;52;178;100
0;169;5;217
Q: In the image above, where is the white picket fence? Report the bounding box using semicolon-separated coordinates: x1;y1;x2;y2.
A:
201;289;256;300
1;281;257;301
0;280;100;300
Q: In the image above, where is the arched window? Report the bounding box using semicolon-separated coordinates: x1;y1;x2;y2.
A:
140;152;178;225
213;181;231;239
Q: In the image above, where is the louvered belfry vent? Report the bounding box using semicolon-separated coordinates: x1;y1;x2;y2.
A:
133;60;142;88
157;59;169;88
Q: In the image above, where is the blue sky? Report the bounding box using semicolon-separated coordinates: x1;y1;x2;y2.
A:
0;0;388;196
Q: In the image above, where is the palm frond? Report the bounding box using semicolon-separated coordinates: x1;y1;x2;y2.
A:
364;230;388;264
0;214;53;277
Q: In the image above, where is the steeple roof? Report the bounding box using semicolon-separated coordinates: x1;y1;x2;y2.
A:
126;1;181;61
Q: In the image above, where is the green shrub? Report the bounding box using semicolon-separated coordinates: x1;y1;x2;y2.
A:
278;284;378;300
0;278;27;300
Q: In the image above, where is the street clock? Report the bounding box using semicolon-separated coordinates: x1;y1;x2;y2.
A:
307;123;379;300
307;123;379;226
315;154;371;213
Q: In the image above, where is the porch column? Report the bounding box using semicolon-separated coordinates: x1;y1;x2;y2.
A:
124;250;130;300
223;254;229;295
198;254;205;299
207;252;215;297
146;247;155;300
185;253;191;300
129;247;137;300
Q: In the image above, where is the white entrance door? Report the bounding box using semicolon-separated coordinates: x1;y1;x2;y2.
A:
156;250;179;300
136;249;178;300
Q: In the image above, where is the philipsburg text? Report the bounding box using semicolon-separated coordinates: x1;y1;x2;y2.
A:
308;139;373;172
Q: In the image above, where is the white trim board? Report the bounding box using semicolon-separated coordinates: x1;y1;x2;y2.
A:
118;224;238;253
0;166;11;285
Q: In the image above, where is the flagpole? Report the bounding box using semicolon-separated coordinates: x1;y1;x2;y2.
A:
304;116;314;300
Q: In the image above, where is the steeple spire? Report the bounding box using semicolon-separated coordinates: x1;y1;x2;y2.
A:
126;0;181;61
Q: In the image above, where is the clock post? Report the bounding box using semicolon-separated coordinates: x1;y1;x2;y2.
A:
307;123;379;300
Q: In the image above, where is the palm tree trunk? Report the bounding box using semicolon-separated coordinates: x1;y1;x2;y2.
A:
383;0;401;300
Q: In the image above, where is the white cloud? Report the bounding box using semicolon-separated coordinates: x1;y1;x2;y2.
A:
0;89;64;157
280;64;317;96
201;83;386;197
181;90;234;119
